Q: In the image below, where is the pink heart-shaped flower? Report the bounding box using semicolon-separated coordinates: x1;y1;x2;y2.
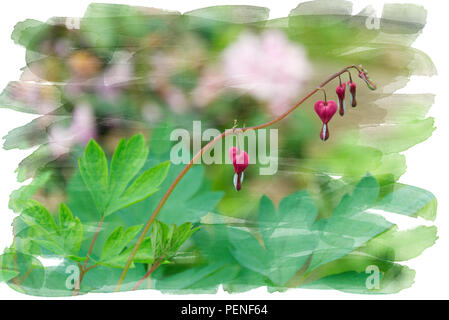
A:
229;147;249;191
229;146;249;174
314;100;337;124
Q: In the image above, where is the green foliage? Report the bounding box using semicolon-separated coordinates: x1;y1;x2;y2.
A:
78;140;109;214
98;225;143;268
79;134;170;216
0;251;45;293
308;176;392;271
0;266;19;283
228;175;436;291
9;171;52;213
151;220;199;260
116;160;224;227
19;201;83;260
229;192;318;286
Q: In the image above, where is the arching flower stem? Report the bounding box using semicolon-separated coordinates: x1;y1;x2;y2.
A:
114;64;369;291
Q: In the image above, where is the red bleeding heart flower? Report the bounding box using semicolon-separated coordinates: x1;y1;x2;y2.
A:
229;146;249;191
348;80;357;107
336;83;346;116
314;100;337;141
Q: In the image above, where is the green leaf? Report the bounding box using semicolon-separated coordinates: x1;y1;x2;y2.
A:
153;262;239;293
228;176;410;287
151;220;170;259
15;144;52;182
58;204;83;256
359;118;436;153
297;225;436;290
0;251;45;294
77;135;170;216
21;200;60;243
308;175;393;271
0;269;19;282
130;238;154;264
375;184;437;221
108;134;148;203
229;191;319;286
79;139;109;214
99;225;142;268
107;161;170;215
11;19;48;48
151;220;199;260
161;191;224;225
303;264;415;294
358;225;438;262
20;201;83;259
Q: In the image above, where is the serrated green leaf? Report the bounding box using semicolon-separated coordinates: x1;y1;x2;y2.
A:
151;220;198;260
99;225;142;267
106;161;170;215
309;175;393;271
21;200;60;244
19;201;83;259
228;228;271;276
151;220;169;259
77;135;169;217
102;237;154;269
167;223;199;257
58;204;83;256
108;134;148;202
132;238;154;263
161;191;224;225
79;139;109;214
230;191;319;286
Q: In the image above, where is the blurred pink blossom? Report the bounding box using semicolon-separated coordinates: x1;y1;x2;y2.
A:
96;51;134;100
222;30;312;115
11;67;59;115
142;103;163;123
71;103;97;143
48;103;96;157
48;125;74;158
65;51;134;100
163;86;188;114
192;66;225;107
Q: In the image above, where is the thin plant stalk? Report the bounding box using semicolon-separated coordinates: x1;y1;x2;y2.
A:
133;254;166;291
115;64;365;291
73;216;104;296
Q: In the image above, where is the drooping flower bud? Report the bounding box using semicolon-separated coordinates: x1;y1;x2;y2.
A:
347;80;357;107
314;100;337;141
358;66;376;90
229;146;249;191
336;83;346;116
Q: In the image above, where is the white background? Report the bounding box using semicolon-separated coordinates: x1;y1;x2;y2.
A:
0;0;447;300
